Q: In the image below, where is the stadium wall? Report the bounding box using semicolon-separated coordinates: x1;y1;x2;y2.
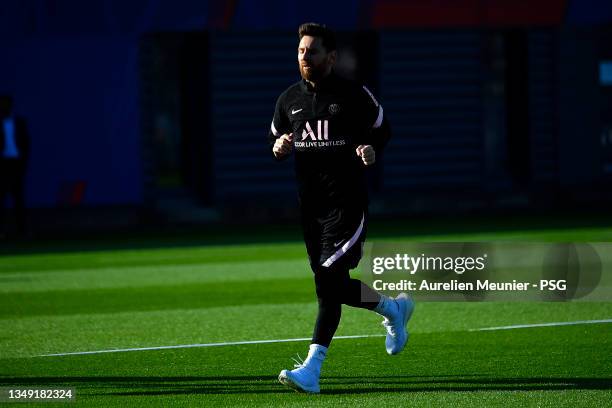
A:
0;1;611;231
0;36;143;208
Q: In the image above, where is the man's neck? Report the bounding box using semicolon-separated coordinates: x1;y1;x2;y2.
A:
306;70;333;90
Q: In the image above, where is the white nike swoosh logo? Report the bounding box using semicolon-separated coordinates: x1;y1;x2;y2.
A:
291;108;303;114
334;240;344;248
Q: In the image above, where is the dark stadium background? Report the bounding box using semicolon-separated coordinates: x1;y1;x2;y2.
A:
1;0;612;237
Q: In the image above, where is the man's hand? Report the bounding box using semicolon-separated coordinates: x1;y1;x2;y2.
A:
273;133;293;159
356;145;375;166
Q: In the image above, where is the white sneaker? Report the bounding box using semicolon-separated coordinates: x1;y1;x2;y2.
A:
278;365;320;394
382;293;415;355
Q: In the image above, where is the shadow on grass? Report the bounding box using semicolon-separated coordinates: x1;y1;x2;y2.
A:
1;375;611;396
2;210;612;256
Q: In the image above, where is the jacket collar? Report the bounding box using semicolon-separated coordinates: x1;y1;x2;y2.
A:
299;71;339;94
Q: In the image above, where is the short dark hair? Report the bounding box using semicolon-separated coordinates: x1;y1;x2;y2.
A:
298;23;336;52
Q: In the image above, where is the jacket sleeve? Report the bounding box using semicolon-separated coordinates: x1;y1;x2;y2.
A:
267;94;292;160
359;85;391;154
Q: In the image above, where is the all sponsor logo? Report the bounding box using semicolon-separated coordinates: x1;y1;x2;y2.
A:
301;120;328;141
295;120;346;148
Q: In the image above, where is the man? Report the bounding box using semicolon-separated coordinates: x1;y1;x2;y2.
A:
268;23;415;394
0;95;29;238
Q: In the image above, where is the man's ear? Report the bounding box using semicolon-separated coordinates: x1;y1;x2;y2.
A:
328;50;337;66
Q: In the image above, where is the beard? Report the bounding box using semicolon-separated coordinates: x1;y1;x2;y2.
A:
299;62;328;82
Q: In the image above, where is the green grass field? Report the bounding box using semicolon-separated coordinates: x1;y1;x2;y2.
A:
1;216;611;407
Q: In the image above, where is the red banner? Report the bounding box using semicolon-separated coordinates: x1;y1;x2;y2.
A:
372;0;567;28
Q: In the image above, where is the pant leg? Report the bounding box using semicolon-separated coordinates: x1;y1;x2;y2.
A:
305;206;382;347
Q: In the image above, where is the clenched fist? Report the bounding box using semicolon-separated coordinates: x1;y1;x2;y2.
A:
273;133;293;159
356;144;375;166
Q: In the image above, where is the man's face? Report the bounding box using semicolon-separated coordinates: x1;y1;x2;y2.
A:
298;35;335;82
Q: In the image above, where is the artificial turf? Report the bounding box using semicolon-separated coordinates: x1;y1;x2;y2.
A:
0;218;611;406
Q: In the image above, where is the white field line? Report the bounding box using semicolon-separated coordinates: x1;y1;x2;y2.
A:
37;334;385;357
471;319;612;332
37;319;612;358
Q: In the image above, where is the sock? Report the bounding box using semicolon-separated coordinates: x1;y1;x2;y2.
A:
374;295;398;320
301;343;328;377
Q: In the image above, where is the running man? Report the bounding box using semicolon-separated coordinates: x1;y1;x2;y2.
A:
268;23;415;394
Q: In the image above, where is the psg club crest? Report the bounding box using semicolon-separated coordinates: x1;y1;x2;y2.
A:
328;103;341;115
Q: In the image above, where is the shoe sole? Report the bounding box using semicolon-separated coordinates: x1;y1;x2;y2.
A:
278;371;320;394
